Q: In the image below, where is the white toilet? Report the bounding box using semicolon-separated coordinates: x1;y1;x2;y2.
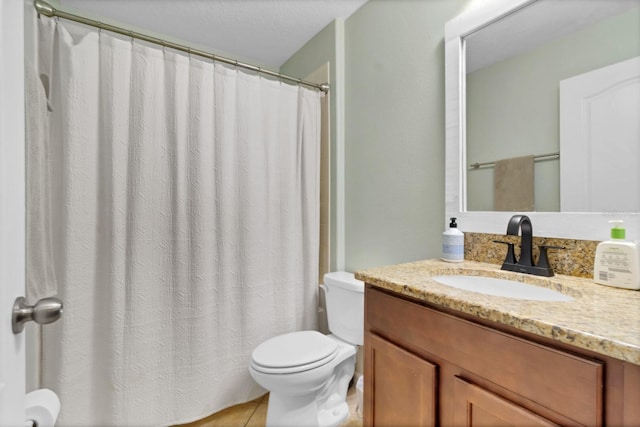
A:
249;271;364;427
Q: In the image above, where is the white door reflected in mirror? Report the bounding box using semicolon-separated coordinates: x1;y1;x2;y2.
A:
560;56;640;213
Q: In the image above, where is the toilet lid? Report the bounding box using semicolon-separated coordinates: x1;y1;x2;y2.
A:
251;331;338;373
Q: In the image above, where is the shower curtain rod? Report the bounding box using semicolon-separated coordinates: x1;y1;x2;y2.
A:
33;0;330;93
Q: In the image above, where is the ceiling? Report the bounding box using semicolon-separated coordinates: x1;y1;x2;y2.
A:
56;0;368;70
465;0;640;73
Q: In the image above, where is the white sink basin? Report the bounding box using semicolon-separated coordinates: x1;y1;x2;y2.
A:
432;275;573;302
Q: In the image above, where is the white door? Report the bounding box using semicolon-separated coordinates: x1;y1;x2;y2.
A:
560;56;640;212
0;0;26;425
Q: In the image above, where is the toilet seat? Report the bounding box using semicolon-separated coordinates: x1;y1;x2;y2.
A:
251;331;339;374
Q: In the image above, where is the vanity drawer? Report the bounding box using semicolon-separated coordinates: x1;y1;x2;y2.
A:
366;287;604;426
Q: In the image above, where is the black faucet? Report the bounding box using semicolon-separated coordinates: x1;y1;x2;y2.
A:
507;215;534;267
495;215;563;277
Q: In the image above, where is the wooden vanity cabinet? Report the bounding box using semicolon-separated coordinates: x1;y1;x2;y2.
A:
366;332;437;427
452;376;560;427
364;286;640;427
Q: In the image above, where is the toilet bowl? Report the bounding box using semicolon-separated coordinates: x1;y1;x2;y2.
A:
249;271;364;427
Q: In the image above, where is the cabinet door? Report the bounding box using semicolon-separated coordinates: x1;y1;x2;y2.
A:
364;332;437;427
452;377;559;427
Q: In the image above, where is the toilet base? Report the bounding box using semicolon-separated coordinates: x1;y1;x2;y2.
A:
317;398;349;427
266;393;322;427
266;391;350;427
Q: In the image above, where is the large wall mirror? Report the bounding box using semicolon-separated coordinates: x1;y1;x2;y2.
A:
445;0;640;240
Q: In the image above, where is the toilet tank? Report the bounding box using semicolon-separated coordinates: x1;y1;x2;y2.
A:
323;271;364;345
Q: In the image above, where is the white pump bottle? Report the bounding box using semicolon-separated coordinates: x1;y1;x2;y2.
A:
442;217;464;263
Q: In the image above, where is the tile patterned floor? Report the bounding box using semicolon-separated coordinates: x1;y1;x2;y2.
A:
176;384;362;427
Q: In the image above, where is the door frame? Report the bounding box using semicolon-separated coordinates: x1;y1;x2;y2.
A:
0;0;26;425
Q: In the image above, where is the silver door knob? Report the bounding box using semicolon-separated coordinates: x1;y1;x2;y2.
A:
12;296;63;334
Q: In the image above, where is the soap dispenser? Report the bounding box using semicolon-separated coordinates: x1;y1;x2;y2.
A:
593;220;640;290
442;217;464;263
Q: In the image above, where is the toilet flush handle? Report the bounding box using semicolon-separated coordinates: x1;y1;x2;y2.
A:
319;284;328;293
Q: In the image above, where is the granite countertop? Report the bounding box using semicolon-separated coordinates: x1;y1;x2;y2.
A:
355;259;640;365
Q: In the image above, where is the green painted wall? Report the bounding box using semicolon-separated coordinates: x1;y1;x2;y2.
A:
343;0;468;271
283;0;470;272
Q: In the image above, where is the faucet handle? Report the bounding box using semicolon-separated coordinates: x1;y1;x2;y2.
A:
537;245;565;275
493;240;517;264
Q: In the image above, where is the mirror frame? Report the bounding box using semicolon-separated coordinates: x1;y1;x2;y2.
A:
444;0;640;240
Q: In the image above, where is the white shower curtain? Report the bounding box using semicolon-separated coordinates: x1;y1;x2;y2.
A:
36;18;321;426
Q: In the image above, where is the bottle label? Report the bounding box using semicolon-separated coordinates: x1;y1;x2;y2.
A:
443;235;464;261
596;248;633;286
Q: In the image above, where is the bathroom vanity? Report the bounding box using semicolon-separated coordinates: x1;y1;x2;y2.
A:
392;1;640;423
357;260;640;426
